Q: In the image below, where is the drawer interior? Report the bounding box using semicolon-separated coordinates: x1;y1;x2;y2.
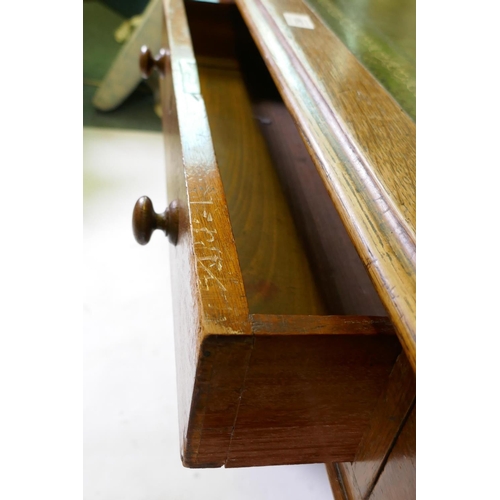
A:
163;0;402;468
184;0;386;317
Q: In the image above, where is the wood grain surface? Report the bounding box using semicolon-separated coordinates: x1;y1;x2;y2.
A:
226;315;400;467
306;0;416;120
240;0;416;234
198;63;326;315
369;405;416;500
159;0;413;470
349;352;415;497
251;314;396;336
248;99;387;316
236;0;416;370
184;314;401;468
161;0;251;456
326;463;348;500
190;8;387;317
334;352;415;499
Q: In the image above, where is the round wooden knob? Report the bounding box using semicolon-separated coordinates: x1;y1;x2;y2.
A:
132;196;180;245
139;46;169;78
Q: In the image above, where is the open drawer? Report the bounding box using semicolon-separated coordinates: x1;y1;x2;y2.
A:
133;0;404;468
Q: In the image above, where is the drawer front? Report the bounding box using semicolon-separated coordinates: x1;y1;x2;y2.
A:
145;0;404;470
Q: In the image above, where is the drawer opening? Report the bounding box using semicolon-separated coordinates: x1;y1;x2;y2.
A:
162;0;404;469
184;0;386;318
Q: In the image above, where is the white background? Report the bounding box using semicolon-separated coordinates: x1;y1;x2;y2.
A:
83;128;333;499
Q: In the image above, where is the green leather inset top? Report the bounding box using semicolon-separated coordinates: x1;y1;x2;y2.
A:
307;0;416;121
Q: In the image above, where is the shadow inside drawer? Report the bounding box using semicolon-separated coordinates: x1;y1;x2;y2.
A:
185;0;386;317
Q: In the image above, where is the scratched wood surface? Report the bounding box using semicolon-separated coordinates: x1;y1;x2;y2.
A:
158;0;410;469
182;0;330;315
161;0;251;455
236;0;416;371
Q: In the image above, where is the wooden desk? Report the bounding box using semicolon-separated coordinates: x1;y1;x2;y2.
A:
133;0;415;497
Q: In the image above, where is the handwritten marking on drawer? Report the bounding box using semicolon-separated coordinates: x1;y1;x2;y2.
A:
194;226;217;243
283;12;315;30
198;261;227;291
192;204;226;291
180;60;201;95
199;252;223;272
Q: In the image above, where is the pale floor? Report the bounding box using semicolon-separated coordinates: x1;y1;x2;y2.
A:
83;127;333;499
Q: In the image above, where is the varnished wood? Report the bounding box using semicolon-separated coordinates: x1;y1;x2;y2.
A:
184;314;400;467
326;463;347;500
180;334;253;467
225;316;400;467
350;353;415;497
198;63;326;314
155;0;415;473
132;196;179;245
139;45;169;78
369;405;416;500
307;0;416;120
247;98;386;315
238;0;416;235
251;314;395;336
333;352;415;498
185;1;240;63
160;0;251;463
236;0;416;370
187;3;386;316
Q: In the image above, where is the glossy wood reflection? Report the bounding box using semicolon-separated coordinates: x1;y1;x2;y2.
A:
370;406;416;500
132;196;179;245
157;0;415;484
185;314;401;468
160;0;251;466
307;0;416;120
139;45;169;78
237;0;416;371
332;351;415;499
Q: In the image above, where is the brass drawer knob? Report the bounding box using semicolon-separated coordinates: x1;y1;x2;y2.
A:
139;46;169;78
132;196;179;245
